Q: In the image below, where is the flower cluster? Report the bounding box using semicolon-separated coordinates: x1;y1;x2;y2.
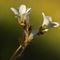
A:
10;4;60;60
11;4;59;40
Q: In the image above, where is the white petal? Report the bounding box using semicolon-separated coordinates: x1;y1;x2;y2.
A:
23;8;31;23
10;8;18;15
28;30;38;40
42;12;49;26
42;12;52;27
42;17;50;26
52;22;59;27
42;12;52;22
19;5;26;14
26;8;31;14
28;33;34;40
43;29;49;32
46;16;52;22
42;12;45;18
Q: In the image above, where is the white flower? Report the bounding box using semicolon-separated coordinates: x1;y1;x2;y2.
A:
42;12;59;31
19;5;31;15
10;4;31;23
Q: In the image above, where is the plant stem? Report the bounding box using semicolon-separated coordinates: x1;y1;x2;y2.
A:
9;23;31;60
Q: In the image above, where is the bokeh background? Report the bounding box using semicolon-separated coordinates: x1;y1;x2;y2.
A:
0;0;60;60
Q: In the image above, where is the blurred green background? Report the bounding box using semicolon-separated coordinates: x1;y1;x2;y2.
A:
0;0;60;60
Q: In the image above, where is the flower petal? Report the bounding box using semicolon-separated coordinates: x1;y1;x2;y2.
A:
26;8;31;14
28;33;34;40
42;12;46;18
28;30;38;40
52;22;59;27
19;5;26;14
43;29;49;32
10;8;19;15
46;16;52;22
42;12;50;26
42;12;52;28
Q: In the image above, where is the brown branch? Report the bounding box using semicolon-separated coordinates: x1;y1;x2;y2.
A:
9;21;31;60
9;41;29;60
9;45;22;60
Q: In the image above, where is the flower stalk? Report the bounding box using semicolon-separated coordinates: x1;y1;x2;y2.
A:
10;4;59;60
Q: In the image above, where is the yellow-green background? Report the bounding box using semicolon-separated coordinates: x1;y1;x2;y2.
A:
0;0;60;60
